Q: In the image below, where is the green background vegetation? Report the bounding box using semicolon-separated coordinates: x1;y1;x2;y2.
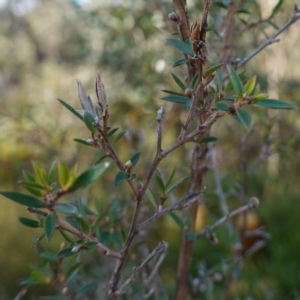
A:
0;0;300;299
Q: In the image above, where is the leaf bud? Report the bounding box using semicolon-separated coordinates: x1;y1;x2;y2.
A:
168;12;179;22
249;197;260;208
124;160;132;174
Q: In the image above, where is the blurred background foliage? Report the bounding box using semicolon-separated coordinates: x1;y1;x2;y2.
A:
0;0;300;299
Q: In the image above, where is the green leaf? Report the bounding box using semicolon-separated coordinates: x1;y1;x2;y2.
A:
77;80;97;117
47;161;57;183
58;98;83;121
32;162;48;186
130;152;141;167
161;95;189;104
155;173;166;194
236;108;251;127
22;169;35;182
236;8;250;14
271;0;283;15
113;130;127;143
67;263;81;282
19;181;46;190
31;234;45;248
40;297;68;300
107;127;119;137
57;247;76;258
58;161;69;187
166;168;176;190
94;154;110;165
44;213;56;242
76;282;97;299
214;1;228;9
161;90;186;96
216;69;223;91
172;58;188;67
68;162;110;192
167;38;194;56
202;136;218;143
54;203;79;215
59;230;76;244
191;73;199;89
166;176;189;194
40;252;58;262
243;75;256;95
74;138;93;146
169;212;184;228
114;171;128;186
171;73;186;91
255;99;296;110
18;217;40;228
227;65;243;96
0;191;46;208
146;188;157;209
83;112;97;133
203;64;223;78
215;101;229;111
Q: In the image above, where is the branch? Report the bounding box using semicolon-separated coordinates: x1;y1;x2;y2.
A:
196;197;260;239
115;242;168;296
138;192;202;230
238;6;300;68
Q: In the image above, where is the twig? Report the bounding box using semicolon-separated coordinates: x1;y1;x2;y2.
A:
138;192;202;230
156;107;165;153
14;288;27;300
196;197;260;239
56;217;121;258
245;239;268;257
209;145;235;235
237;6;300;68
115;242;168;295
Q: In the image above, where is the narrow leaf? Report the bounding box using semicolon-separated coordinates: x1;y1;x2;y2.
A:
236;108;251;127
172;58;188;67
74;138;93;146
44;213;56;242
0;191;46;208
161;95;189;104
18;217;40;228
114;171;128;186
155;173;165;194
95;73;107;113
76;282;97;298
216;69;223;91
47;161;57;183
58;161;69;187
130;152;141;167
22;169;35;182
77;80;96;117
83;112;97;133
202;136;218;143
161;90;186;96
58;99;83;121
166;168;176;190
203;64;223;78
146;188;157;209
215;101;229;111
167;38;194;56
54;203;79;215
68;163;110;192
243;75;257;95
272;0;283;15
94;154;109;165
113;130;127;143
227;65;243;96
57;247;76;258
255;99;296;110
171;73;186;91
166;176;189;194
169;212;184;228
107;127;119;137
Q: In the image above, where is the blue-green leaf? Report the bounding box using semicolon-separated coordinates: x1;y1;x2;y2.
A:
227;65;243;97
74;138;93;146
167;38;194;56
18;217;40;228
236;108;251;127
44;213;56;242
202;136;218;143
68;163;110;192
255;99;296;110
171;73;186;91
173;58;188;67
114;171;128;186
130;152;141;167
54;203;79;215
215;101;229;111
58;99;83;121
203;64;223;78
161;95;189;104
0;191;46;208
